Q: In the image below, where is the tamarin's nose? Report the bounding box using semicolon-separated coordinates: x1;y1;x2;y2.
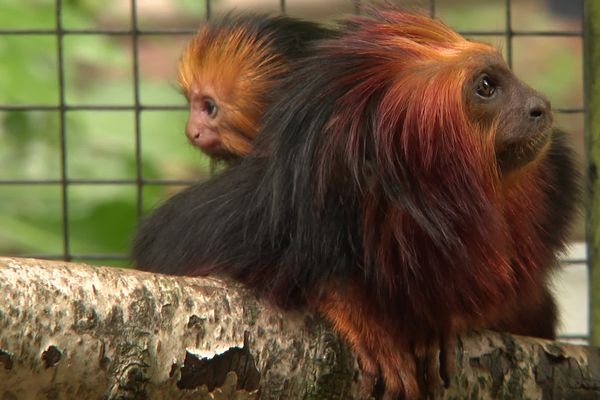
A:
527;96;550;120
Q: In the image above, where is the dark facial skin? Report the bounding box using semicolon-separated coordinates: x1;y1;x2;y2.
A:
185;86;225;155
465;56;552;173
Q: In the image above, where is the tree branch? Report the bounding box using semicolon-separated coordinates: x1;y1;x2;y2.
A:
0;257;598;399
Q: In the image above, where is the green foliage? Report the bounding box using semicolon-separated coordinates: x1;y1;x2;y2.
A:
0;0;210;264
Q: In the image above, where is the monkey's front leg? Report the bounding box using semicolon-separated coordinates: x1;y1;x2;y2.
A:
488;282;557;339
313;282;422;400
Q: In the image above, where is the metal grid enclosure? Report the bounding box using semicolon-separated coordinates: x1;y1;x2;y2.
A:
0;0;586;339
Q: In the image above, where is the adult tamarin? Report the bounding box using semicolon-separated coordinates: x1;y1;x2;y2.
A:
179;14;331;161
134;9;580;399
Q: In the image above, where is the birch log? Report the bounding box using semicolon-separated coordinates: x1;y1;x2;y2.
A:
0;257;599;399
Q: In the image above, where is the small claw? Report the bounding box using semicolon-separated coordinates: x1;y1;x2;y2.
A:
358;369;379;398
354;345;381;398
414;336;456;398
440;335;456;388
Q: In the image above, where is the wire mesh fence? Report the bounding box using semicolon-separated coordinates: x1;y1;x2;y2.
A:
0;0;587;340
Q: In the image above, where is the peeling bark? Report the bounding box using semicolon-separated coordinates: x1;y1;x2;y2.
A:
0;257;598;399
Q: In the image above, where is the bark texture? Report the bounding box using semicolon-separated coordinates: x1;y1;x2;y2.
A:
0;257;598;399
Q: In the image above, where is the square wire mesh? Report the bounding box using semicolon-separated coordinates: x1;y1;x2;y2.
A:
0;0;587;340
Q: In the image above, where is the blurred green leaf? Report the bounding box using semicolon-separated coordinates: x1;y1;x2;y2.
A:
0;214;63;253
0;0;55;29
69;197;137;254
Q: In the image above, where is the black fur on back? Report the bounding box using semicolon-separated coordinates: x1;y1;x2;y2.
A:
201;13;335;61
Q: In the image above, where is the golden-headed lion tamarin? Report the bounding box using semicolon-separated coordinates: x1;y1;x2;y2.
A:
134;8;580;399
178;14;331;161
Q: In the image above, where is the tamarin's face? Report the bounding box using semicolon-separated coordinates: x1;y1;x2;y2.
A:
185;85;225;155
182;81;254;161
464;55;552;173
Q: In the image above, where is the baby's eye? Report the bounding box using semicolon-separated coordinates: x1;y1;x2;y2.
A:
204;97;218;118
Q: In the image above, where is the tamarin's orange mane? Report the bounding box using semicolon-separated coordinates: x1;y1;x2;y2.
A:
178;25;288;141
325;11;500;174
306;10;554;324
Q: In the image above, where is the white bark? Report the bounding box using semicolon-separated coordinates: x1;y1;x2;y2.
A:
0;257;598;399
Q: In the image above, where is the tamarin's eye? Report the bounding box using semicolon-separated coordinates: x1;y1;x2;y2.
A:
476;75;497;99
204;97;218;118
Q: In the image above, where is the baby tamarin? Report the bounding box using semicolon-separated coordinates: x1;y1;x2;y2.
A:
178;14;332;162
